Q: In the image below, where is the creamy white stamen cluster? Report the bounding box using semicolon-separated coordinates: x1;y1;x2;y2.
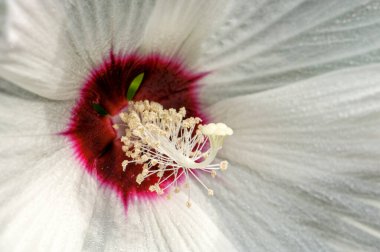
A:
116;100;233;207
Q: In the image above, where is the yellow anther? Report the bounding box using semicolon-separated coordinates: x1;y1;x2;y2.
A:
211;170;217;178
220;161;228;171
208;189;214;196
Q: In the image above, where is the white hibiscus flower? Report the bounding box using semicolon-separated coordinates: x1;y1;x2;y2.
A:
1;0;380;251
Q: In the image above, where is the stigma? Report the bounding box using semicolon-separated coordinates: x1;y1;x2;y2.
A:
115;100;233;206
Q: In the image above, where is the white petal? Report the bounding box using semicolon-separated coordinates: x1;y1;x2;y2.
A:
0;146;98;252
81;187;237;252
0;0;155;100
140;0;230;65
0;0;5;38
200;0;380;105
0;89;99;251
205;64;380;250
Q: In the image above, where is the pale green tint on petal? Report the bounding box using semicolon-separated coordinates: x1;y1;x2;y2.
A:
199;0;380;106
203;64;380;251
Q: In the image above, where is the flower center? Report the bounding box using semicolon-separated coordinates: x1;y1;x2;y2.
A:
116;100;232;207
65;53;231;208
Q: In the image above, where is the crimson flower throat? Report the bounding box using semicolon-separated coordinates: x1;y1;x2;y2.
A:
66;53;232;207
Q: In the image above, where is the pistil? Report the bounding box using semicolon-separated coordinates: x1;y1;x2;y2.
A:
115;100;233;206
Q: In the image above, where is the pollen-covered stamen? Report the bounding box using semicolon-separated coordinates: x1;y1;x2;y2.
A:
117;100;233;204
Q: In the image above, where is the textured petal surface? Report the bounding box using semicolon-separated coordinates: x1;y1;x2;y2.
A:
0;0;229;100
199;0;380;106
81;188;236;252
0;0;155;99
140;0;229;65
203;64;380;251
0;0;5;38
0;84;100;251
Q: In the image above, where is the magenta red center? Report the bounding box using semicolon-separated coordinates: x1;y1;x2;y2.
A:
65;53;206;206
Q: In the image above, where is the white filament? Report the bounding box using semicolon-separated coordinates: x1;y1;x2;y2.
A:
117;100;233;206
